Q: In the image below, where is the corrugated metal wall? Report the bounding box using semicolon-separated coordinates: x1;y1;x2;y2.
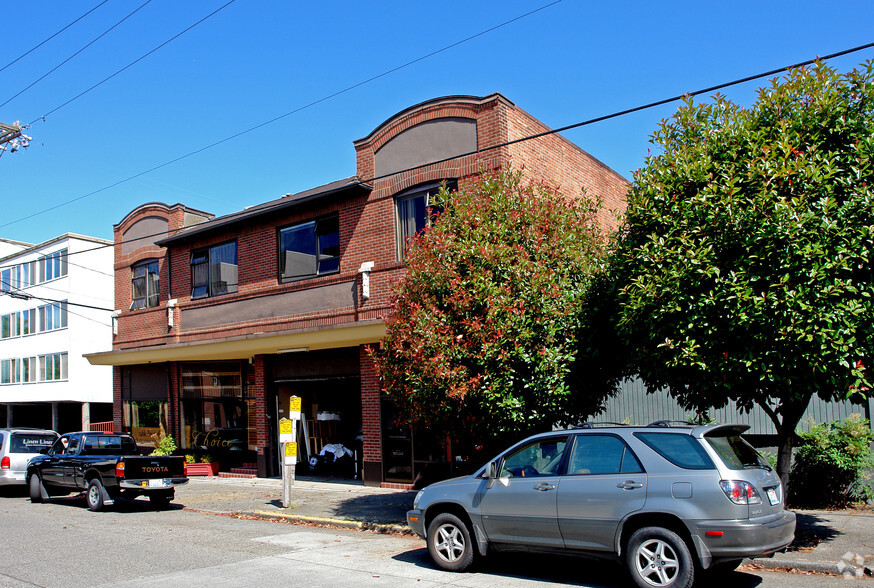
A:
593;378;874;434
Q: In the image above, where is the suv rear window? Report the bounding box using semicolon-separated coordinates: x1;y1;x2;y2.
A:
10;433;56;453
634;432;714;470
704;430;770;470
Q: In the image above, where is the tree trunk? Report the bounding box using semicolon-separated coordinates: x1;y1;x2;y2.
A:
775;430;795;492
757;394;812;496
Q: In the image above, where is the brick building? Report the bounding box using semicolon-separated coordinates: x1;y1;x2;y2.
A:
85;94;628;486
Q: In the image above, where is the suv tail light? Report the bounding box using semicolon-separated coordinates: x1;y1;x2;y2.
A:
115;459;125;480
719;480;762;505
0;456;9;469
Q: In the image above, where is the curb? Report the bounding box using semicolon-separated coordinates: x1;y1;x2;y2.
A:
745;557;874;578
248;509;414;535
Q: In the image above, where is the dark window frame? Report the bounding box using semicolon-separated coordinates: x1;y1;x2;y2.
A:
130;259;160;310
277;213;340;283
634;432;716;470
395;180;456;259
190;241;238;299
567;433;645;476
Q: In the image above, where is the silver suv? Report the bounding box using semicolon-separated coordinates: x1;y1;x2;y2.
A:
0;428;58;486
406;422;795;588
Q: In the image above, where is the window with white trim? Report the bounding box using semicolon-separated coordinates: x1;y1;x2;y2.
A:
21;308;35;335
0;358;19;384
39;352;67;381
21;357;37;383
38;249;67;282
279;215;340;281
38;301;68;332
1;312;19;339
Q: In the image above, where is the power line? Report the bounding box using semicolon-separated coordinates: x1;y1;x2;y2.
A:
0;0;110;74
25;0;238;125
2;40;873;251
0;0;154;110
4;0;562;228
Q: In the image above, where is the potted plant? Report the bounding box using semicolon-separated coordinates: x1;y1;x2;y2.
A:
186;453;219;476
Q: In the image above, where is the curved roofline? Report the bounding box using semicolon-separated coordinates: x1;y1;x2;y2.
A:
353;93;513;146
114;202;214;229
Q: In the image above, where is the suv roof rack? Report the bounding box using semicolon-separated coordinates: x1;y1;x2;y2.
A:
647;420;695;428
574;421;628;429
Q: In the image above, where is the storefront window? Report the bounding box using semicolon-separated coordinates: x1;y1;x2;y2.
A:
122;400;169;447
180;362;256;463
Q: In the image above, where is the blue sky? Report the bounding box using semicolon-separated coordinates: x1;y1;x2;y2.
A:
2;0;873;245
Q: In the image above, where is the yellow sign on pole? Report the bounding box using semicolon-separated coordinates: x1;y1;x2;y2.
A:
284;441;297;465
289;396;302;420
279;419;292;435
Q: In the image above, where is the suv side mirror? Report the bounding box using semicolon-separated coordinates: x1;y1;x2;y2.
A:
485;460;499;488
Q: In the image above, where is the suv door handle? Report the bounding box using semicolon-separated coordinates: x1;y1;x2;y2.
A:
533;483;556;491
617;480;643;489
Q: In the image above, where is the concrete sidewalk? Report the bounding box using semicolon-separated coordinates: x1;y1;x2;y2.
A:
176;476;874;577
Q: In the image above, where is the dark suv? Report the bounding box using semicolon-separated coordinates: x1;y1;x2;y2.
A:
406;422;795;588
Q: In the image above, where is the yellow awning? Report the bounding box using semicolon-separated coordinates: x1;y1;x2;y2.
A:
85;320;386;366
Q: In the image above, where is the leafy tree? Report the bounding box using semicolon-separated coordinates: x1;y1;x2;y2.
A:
609;61;874;488
371;169;612;440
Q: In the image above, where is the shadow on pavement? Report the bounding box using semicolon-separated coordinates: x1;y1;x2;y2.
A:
393;549;765;588
787;512;841;552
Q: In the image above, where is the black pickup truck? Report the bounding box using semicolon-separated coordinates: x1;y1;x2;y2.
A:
26;431;188;511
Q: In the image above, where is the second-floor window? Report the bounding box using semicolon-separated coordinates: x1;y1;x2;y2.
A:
130;260;160;309
395;181;455;259
279;215;340;281
39;302;68;332
21;308;35;335
1;312;19;339
0;358;19;384
191;241;238;299
40;352;67;381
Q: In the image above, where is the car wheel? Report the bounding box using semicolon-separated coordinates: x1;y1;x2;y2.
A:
29;474;46;503
626;526;694;588
426;513;475;572
86;478;106;511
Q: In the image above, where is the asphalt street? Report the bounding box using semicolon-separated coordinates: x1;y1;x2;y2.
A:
0;482;868;588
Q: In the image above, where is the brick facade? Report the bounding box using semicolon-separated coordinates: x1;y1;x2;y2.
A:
93;93;628;487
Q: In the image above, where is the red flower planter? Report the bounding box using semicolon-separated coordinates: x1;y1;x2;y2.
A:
185;462;219;476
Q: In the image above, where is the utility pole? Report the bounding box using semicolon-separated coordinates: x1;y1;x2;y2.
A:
0;121;31;157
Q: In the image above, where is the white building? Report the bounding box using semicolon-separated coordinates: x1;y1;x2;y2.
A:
0;234;114;432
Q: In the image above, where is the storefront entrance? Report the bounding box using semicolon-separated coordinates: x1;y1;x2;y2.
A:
275;377;362;479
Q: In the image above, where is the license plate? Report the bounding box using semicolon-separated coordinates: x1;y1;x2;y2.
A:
148;479;164;488
767;488;779;505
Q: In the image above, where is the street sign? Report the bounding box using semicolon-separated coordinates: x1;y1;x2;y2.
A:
279;418;294;443
284;441;298;465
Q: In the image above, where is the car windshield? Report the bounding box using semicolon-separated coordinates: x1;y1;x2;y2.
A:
10;433;56;453
704;431;770;470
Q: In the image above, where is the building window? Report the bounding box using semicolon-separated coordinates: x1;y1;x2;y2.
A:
191;242;238;299
21;357;36;383
131;260;160;309
38;301;68;332
1;312;19;339
279;215;340;281
21;309;35;335
39;352;68;381
0;266;17;293
20;261;35;288
39;249;67;282
0;358;19;384
395;180;455;258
